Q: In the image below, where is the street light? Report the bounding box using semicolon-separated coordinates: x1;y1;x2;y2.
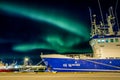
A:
24;57;29;66
24;57;29;62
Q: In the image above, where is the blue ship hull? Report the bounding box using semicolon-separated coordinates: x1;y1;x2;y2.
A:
43;58;120;72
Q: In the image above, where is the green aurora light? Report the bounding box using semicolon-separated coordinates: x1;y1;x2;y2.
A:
0;2;89;38
0;2;91;53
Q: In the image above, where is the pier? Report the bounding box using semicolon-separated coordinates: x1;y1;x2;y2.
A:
0;72;120;80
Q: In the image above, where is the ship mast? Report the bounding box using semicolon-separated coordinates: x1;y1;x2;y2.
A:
89;8;98;37
107;7;115;35
115;0;120;35
90;0;120;37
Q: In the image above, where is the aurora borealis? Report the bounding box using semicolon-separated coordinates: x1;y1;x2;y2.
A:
0;1;90;53
0;0;119;59
0;2;89;37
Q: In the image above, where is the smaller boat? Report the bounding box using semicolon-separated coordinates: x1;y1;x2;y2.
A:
0;61;19;72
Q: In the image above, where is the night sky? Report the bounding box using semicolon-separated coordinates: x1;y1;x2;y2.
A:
0;0;120;60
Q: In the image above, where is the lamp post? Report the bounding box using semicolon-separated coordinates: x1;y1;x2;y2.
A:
24;57;29;66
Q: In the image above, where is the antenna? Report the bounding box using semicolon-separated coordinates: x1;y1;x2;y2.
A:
115;0;119;31
109;7;114;17
98;0;105;28
109;6;115;25
88;7;93;35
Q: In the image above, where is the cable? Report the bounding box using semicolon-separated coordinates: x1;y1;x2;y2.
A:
98;0;105;28
115;0;119;31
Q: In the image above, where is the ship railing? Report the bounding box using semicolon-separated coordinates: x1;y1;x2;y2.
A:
66;54;93;59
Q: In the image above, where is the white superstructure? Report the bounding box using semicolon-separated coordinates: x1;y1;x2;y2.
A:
90;6;120;59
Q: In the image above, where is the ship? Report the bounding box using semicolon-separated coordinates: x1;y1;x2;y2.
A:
0;61;19;72
0;58;46;72
41;1;120;72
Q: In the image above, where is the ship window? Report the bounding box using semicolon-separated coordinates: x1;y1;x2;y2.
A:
115;38;119;42
110;39;114;42
98;39;101;43
116;44;120;46
106;57;109;59
109;57;114;59
98;39;105;43
100;45;104;47
106;39;109;43
116;57;120;59
101;39;105;43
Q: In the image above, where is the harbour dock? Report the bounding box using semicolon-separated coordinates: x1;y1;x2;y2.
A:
0;72;120;80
